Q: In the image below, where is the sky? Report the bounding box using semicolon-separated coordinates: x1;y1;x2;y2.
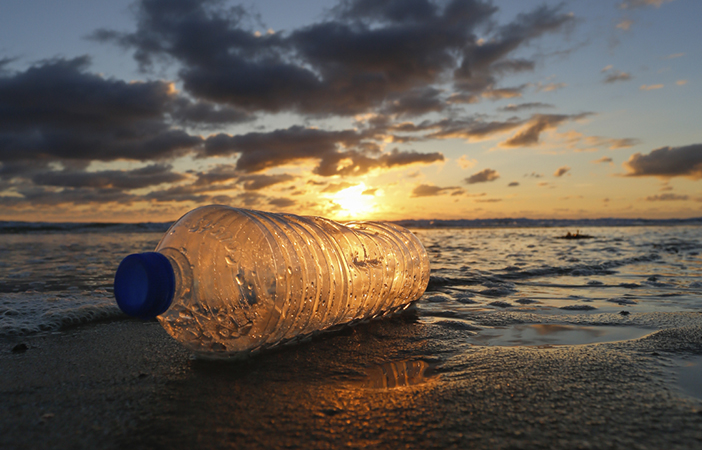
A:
0;0;700;223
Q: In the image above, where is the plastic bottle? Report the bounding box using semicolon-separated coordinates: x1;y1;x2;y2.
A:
114;205;430;359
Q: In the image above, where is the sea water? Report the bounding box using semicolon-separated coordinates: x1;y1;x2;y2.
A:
1;219;701;347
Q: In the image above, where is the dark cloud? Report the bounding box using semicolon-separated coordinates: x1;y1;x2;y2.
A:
554;166;570;177
586;137;639;149
624;144;702;179
410;184;464;197
645;193;689;201
465;168;499;184
0;0;580;211
0;56;203;166
454;4;574;94
191;164;239;186
238;173;296;190
499;102;554;112
592;156;613;164
417;117;524;140
508;181;519;186
144;181;237;204
203;125;443;176
204;126;367;167
603;70;632;83
170;99;253;127
501;113;590;148
94;0;573;116
381;88;446;117
391;112;591;146
268;197;297;208
0;186;138;207
30;164;187;189
315;146;447;177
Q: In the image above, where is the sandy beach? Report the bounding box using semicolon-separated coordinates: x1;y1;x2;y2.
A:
3;310;702;450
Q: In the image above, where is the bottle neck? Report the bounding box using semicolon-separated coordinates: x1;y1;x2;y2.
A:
158;247;194;310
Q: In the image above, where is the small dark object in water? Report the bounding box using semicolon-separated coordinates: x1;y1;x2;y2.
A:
11;343;28;353
619;311;630;316
558;230;593;240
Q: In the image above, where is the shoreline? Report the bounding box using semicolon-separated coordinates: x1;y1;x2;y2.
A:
2;313;702;449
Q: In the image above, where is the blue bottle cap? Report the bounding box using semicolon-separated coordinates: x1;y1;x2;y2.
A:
114;252;175;320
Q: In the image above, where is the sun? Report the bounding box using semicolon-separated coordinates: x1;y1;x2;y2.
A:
329;183;376;219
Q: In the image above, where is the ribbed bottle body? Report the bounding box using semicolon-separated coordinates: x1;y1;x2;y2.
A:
154;205;430;358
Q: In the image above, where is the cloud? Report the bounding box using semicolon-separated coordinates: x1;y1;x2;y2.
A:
554;166;570;177
592;156;613;164
536;82;566;92
411;184;465;197
581;136;640;150
169;99;253;128
525;172;543;178
268;197;297;208
616;20;633;31
94;0;574;116
30;164;187;189
665;53;685;59
500;113;591;148
424;117;524;141
204;125;444;176
238;173;296;191
446;93;480;104
0;56;203;165
645;193;689;201
603;70;632;83
382;88;446;117
0;187;139;207
619;0;674;9
321;182;357;194
676;80;688;86
482;86;524;100
499;102;554;112
604;138;639;149
0;0;580;212
458;155;477;169
465;168;499;184
624;144;702;179
508;181;519;187
640;84;664;91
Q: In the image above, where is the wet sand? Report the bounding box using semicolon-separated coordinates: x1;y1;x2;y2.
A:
2;312;702;449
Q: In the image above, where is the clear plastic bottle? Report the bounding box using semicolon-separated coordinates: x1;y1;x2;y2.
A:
114;205;430;359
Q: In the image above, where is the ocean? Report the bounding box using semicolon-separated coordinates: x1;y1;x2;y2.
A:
2;218;702;347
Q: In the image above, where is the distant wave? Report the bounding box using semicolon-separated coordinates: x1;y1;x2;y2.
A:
1;216;701;234
0;221;173;234
394;217;702;229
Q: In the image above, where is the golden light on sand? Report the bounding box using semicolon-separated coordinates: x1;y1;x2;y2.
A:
329;182;376;218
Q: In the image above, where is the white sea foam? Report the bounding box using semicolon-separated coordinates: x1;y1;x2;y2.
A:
0;290;124;336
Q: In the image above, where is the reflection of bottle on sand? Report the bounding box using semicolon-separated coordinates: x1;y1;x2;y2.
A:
114;205;430;359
